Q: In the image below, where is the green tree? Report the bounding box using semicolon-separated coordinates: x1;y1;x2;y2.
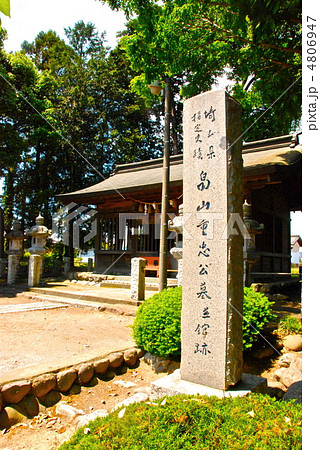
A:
0;29;42;227
102;0;301;140
1;21;162;230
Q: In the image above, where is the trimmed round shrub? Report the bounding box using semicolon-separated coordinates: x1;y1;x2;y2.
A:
132;286;182;357
133;286;275;356
60;394;302;450
242;286;276;350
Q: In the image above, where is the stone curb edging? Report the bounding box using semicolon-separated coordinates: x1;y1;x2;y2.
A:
0;346;145;430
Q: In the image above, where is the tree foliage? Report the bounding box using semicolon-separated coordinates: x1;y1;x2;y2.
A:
0;21;162;230
0;0;10;18
102;0;302;140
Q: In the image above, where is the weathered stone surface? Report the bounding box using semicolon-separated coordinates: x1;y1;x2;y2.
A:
7;254;21;285
38;390;61;407
17;394;39;418
0;406;27;429
181;90;243;390
75;410;109;429
104;370;116;380
68;384;81;395
124;348;138;367
0;257;7;279
283;335;302;352
143;353;180;374
78;363;94;385
28;254;43;287
133;386;151;397
111;393;149;412
130;258;147;302
252;346;274;359
268;380;287;392
108;352;124;369
93;359;109;375
278;353;297;368
135;348;145;358
266;386;285;399
55;401;84;421
283;380;302;403
151;370;267;400
31;374;56;397
56;368;77;392
113;380;136;389
170;246;183;287
1;381;31;404
120;366;128;374
273;356;302;388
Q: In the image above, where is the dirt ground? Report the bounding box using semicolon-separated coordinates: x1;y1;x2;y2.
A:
0;286;135;377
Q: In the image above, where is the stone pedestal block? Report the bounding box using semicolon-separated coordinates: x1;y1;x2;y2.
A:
7;255;21;285
150;370;267;400
130;257;147;303
0;257;7;278
63;257;71;275
28;255;43;287
170;247;183;287
52;259;61;276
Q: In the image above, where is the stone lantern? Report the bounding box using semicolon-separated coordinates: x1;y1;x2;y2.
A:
26;214;51;287
6;220;25;285
243;200;264;287
168;204;184;286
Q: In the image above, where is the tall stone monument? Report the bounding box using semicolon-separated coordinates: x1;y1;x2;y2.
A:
181;90;244;390
151;90;267;399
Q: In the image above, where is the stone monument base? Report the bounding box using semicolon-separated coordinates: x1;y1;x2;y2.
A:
150;369;267;400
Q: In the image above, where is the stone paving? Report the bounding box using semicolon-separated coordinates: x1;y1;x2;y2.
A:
0;301;67;314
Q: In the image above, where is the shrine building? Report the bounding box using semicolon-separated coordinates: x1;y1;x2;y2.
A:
58;133;302;282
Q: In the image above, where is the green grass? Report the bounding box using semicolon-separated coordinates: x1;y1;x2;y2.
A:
277;316;302;336
59;394;302;450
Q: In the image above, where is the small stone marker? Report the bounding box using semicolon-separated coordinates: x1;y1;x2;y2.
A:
181;90;244;390
130;257;147;303
87;257;93;272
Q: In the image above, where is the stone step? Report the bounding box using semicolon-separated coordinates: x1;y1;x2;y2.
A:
23;292;138;313
28;287;140;306
99;279;178;290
